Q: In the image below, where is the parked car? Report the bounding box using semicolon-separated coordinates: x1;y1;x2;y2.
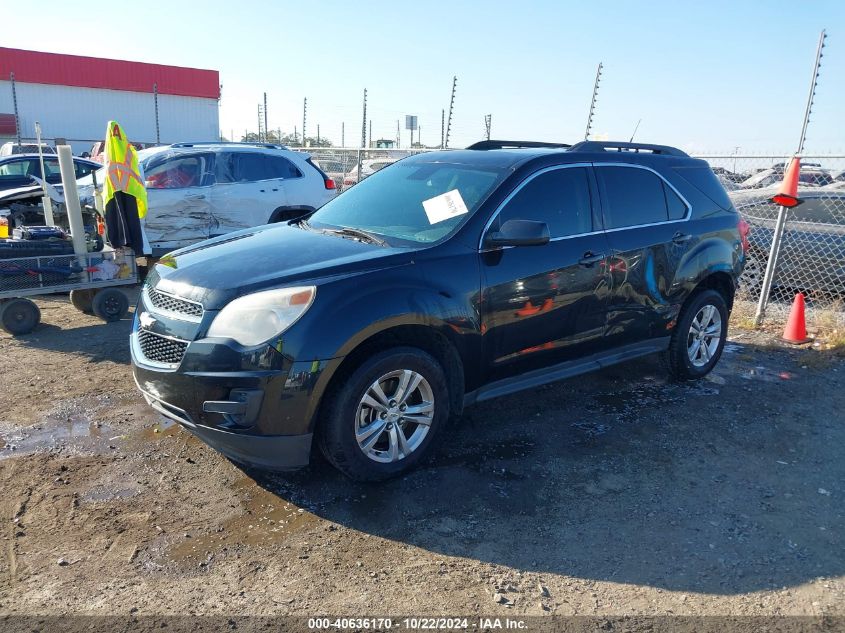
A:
132;140;744;481
739;166;833;189
88;140;147;163
735;190;845;296
75;142;338;256
342;157;398;187
0;142;56;157
0;154;99;194
311;157;350;190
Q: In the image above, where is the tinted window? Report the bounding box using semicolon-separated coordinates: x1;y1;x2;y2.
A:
663;182;687;220
498;167;592;238
675;166;732;210
233;153;270;182
74;160;97;179
598;166;669;229
265;155;302;179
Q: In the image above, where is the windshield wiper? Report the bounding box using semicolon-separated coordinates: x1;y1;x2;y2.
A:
325;227;387;246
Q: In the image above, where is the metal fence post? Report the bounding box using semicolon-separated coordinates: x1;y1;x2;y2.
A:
356;149;362;183
753;204;789;326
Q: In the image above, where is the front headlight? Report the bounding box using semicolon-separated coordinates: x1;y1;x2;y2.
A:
207;286;316;346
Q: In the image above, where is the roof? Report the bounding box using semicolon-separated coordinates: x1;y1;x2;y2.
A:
0;48;219;99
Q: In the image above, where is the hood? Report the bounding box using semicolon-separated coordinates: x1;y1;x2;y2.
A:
152;223;413;309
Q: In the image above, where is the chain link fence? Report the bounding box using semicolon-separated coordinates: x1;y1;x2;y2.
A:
697;154;845;327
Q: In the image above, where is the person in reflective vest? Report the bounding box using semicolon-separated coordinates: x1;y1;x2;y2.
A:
102;121;150;254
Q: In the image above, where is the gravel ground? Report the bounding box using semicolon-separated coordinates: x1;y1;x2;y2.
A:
0;294;843;620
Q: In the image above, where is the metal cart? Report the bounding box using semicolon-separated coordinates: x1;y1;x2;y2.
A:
0;249;138;335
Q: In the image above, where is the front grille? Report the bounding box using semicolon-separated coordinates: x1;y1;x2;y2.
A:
145;286;204;319
137;329;189;366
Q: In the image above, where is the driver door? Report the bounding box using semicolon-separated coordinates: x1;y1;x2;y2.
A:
142;151;216;252
479;165;611;383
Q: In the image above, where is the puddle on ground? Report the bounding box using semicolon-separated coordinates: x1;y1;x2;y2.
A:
0;415;114;460
0;400;176;460
167;477;317;564
741;367;794;382
589;383;682;423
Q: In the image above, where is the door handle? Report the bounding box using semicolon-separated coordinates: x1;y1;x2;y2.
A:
578;251;605;266
672;231;692;244
185;193;205;201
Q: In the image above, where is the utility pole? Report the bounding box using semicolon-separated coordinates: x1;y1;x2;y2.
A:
10;73;21;147
445;76;457;148
294;126;298;144
341;122;345;147
368;120;372;148
257;104;263;142
396;120;400;148
302;97;307;145
153;83;160;145
484;114;492;141
441;109;445;149
317;124;320;145
360;88;367;148
584;62;603;140
263;92;268;143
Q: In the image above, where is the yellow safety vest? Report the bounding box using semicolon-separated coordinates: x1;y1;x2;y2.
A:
103;120;148;218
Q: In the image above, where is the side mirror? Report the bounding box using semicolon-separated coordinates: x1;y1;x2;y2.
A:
485;219;550;248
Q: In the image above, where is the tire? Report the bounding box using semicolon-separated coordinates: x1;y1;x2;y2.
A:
70;289;96;314
91;288;129;322
665;289;728;380
318;347;450;481
0;298;41;335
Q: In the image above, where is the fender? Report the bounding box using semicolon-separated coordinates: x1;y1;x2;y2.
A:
675;233;741;294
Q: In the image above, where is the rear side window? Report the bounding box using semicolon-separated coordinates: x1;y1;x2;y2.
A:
597;166;669;229
675;166;733;210
790;198;836;224
233;153;270;182
265;155;302;179
664;183;688;220
499;167;593;238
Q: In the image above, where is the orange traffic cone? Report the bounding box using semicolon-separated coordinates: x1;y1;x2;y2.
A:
770;157;803;208
783;293;810;344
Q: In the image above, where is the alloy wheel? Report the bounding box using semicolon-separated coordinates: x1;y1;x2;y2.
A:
687;304;722;367
354;369;435;463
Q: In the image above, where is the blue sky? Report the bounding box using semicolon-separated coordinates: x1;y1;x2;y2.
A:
4;0;844;152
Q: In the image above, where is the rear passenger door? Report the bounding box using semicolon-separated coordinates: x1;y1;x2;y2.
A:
595;164;692;345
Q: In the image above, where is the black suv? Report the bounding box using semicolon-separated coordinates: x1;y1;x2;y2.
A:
132;140;746;481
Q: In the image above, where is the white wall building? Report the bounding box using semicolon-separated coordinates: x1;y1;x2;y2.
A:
0;47;220;153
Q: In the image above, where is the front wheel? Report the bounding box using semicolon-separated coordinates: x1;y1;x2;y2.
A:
665;289;728;380
318;347;450;481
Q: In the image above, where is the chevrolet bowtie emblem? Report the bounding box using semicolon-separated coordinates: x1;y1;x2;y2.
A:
139;312;157;329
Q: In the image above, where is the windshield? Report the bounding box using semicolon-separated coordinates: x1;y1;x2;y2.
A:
309;161;506;244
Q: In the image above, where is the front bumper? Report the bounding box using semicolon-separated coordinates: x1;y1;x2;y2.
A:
131;303;342;470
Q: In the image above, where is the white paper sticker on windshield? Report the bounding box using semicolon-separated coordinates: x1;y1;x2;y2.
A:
422;189;469;225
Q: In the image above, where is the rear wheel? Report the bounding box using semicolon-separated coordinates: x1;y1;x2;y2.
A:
0;298;41;335
665;289;728;380
318;347;449;481
91;288;129;322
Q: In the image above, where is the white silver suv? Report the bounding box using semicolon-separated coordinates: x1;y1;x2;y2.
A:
126;142;337;256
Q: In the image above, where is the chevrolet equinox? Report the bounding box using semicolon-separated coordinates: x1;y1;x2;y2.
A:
131;140;747;480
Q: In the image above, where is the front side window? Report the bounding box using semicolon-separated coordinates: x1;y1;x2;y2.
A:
497;167;593;238
145;153;209;189
310;161;505;245
597;166;671;229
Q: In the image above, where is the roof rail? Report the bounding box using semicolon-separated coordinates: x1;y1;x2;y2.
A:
169;141;289;150
568;141;688;157
466;140;572;151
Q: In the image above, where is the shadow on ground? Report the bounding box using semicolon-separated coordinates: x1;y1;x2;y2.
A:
251;340;843;595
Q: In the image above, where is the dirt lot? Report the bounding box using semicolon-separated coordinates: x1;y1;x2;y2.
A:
0;294;843;620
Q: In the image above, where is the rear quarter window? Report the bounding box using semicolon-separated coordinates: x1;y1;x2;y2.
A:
674;166;734;210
